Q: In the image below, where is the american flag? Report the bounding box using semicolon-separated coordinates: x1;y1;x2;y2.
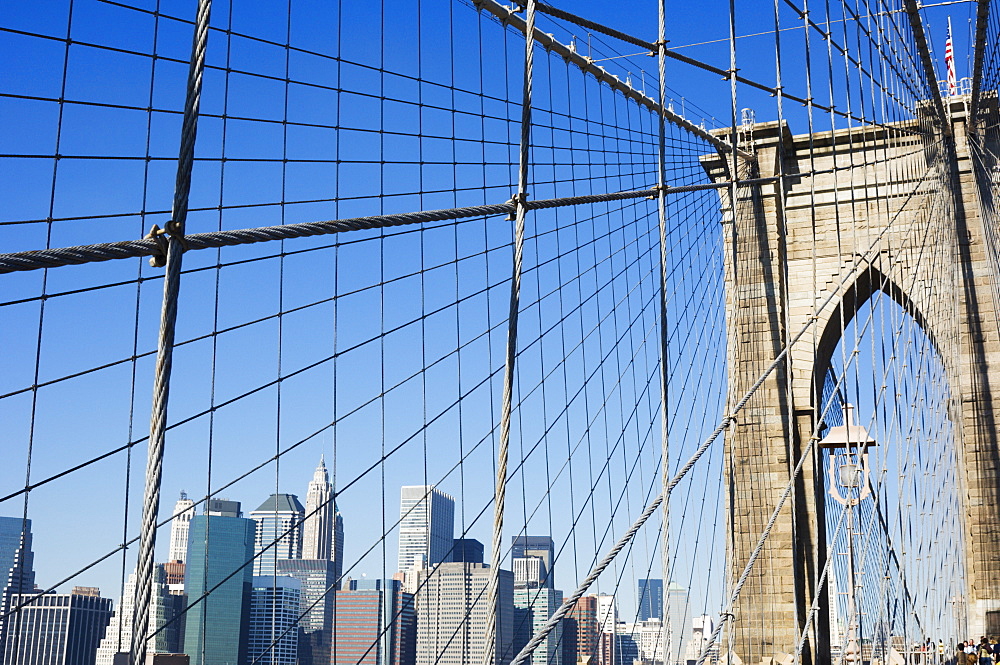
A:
945;17;957;96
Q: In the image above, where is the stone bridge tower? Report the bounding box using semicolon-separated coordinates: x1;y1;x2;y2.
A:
701;97;1000;665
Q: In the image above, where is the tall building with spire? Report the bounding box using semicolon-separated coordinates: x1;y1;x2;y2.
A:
168;491;195;564
302;457;344;581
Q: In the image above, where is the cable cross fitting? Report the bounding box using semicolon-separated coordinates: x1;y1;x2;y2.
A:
507;192;529;220
144;225;169;268
163;219;191;254
649;39;668;55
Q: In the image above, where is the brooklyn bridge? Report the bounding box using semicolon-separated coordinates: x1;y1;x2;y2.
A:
0;2;999;665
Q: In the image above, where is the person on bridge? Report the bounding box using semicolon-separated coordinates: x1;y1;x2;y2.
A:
965;641;978;665
979;637;993;665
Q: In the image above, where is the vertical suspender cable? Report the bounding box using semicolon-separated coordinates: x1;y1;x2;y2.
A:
725;0;740;656
655;0;672;660
131;1;212;664
486;1;534;663
969;0;991;129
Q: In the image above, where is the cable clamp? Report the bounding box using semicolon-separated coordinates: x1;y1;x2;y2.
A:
165;218;191;253
145;224;170;268
507;192;529;220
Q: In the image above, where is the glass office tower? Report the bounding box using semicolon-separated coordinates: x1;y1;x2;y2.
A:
183;512;256;665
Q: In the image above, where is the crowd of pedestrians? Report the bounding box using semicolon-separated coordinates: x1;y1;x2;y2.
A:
906;636;1000;665
954;637;1000;665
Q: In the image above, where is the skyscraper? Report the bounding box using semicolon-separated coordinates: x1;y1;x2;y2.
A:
415;562;513;665
596;595;616;634
595;593;618;665
248;576;301;665
510;537;555;589
513;587;563;665
562;596;598;665
183;511;255;665
205;499;241;517
598;633;638;665
0;516;35;656
397;486;454;572
451;539;484;564
334;507;344;582
168;492;195;564
618;619;664;663
302;457;345;582
637;579;663;621
276;559;338;665
95;565;185;665
3;586;113;665
163;561;185;588
250;494;305;577
665;582;689;665
333;579;415;665
512;558;545;590
685;616;715;665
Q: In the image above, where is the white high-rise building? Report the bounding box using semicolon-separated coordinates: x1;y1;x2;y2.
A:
513;557;545;589
416;563;513;665
666;581;690;664
829;572;842;649
596;594;617;633
302;456;345;581
95;565;185;665
167;491;195;563
397;486;455;572
685;615;716;665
